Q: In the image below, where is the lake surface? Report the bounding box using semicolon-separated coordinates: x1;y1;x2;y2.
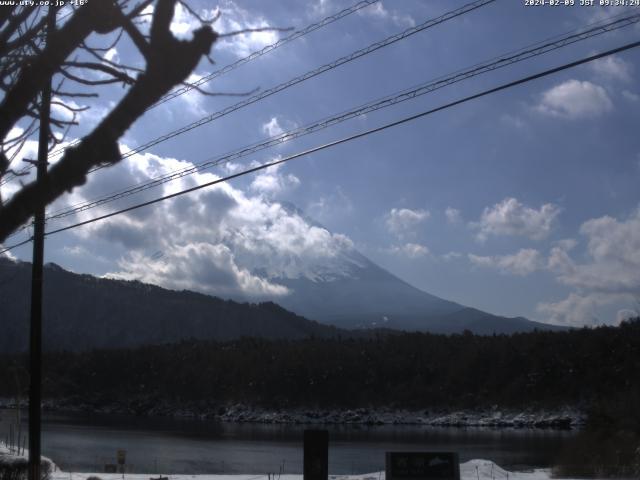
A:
0;410;576;475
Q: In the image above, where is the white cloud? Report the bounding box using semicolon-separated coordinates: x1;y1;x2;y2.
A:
50;96;112;128
622;90;640;102
468;248;543;276
0;127;39;201
389;243;430;258
445;207;462;225
0;248;17;261
109;243;289;298
57;149;357;298
537;292;620;327
589;55;633;83
51;96;83;123
259;116;298;146
385;208;430;237
307;187;354;223
62;245;91;257
140;4;154;20
308;0;331;18
177;72;210;116
261;117;284;137
103;47;119;64
169;3;218;39
215;0;280;58
539;208;640;327
554;238;578;252
249;162;300;195
442;251;462;262
617;309;639;325
548;208;640;294
535;80;613;119
501;113;526;129
358;2;416;28
262;117;284;137
472;197;560;242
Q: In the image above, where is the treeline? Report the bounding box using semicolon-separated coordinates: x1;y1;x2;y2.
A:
1;319;640;417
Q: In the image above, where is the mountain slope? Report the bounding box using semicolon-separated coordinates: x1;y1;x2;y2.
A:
0;258;344;353
260;203;561;334
274;265;560;334
274;250;462;327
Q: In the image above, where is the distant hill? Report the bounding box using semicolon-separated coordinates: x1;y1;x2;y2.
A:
0;258;345;353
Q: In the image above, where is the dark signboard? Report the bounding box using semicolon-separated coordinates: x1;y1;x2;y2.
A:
303;430;328;480
117;449;127;465
385;452;460;480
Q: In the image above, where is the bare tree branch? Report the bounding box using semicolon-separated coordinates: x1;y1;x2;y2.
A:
119;13;151;59
218;26;294;38
63;61;136;85
80;27;125;53
53;91;99;98
59;67;125;86
0;1;123;141
0;7;36;54
0;0;220;241
178;0;220;25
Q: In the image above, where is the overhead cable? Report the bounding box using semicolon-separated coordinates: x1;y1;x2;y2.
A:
3;0;382;183
39;40;640;239
44;10;640;222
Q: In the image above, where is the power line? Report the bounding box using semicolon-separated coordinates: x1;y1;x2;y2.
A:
4;0;491;190
81;0;495;174
151;0;381;109
3;0;382;183
39;39;640;239
0;237;33;256
42;10;640;223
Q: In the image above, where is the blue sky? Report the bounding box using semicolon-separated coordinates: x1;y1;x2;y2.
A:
2;0;640;326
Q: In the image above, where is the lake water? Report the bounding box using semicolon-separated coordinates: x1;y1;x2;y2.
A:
0;410;576;475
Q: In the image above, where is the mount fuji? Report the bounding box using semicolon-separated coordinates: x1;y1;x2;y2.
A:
253;204;560;334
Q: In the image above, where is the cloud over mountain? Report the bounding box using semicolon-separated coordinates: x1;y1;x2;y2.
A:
58;150;354;299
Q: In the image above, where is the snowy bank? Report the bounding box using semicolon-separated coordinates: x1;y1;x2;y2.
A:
2;445;590;480
42;460;584;480
1;444;598;480
0;444;57;479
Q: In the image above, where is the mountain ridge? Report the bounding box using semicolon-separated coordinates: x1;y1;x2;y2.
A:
0;253;563;354
0;258;346;353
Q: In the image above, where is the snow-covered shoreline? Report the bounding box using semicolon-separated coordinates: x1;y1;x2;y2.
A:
210;405;584;428
46;461;571;480
0;446;582;480
0;399;584;428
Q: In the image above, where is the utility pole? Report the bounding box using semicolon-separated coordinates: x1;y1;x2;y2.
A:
28;6;55;480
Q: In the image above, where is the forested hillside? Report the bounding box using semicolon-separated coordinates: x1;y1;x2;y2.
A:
1;319;639;415
0;259;345;352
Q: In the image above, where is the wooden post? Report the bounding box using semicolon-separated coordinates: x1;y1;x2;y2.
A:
303;430;328;480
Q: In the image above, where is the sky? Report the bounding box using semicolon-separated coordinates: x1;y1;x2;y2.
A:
2;0;640;327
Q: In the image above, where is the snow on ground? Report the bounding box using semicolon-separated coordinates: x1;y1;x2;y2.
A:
45;460;581;480
0;443;56;472
46;460;579;480
2;445;585;480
